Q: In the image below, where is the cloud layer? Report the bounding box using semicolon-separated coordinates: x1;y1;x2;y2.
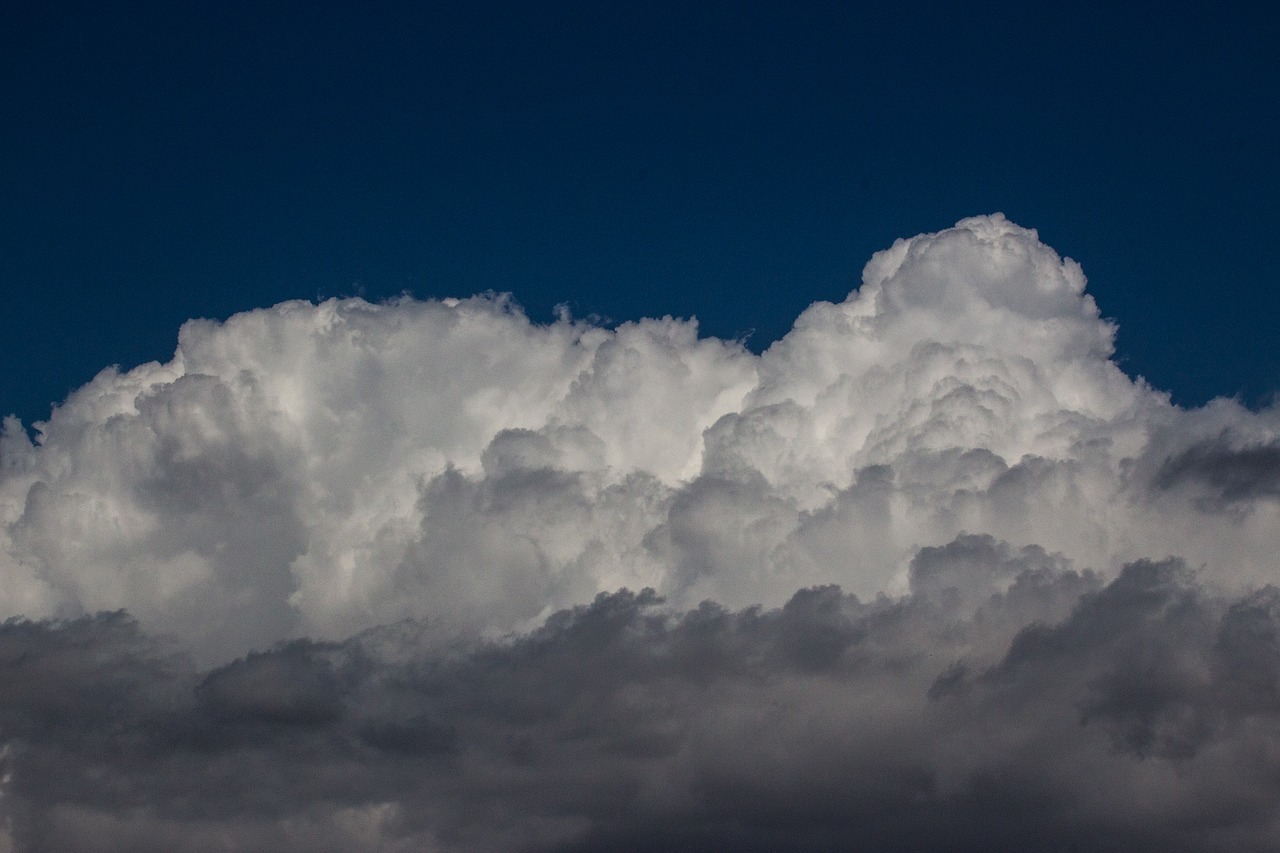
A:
4;556;1280;851
2;215;1279;850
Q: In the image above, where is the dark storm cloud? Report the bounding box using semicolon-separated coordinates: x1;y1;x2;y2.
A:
3;543;1280;852
1154;434;1280;507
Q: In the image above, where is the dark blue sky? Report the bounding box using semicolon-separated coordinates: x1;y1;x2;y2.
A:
3;1;1278;425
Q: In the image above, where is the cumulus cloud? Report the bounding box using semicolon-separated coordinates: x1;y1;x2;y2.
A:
2;214;1279;850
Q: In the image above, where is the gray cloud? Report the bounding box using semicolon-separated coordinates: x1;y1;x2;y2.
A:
2;548;1279;851
1154;434;1280;507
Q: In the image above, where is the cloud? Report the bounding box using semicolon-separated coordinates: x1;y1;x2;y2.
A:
1;214;1280;848
1154;434;1280;507
3;555;1280;851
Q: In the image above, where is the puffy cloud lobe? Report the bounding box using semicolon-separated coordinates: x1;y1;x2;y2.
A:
3;214;1280;848
0;296;761;659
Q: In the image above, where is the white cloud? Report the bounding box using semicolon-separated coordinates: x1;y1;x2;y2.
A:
1;214;1278;667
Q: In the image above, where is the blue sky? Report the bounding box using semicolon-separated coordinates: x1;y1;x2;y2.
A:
3;1;1278;424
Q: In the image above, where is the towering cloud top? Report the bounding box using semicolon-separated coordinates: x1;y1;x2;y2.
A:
1;215;1275;664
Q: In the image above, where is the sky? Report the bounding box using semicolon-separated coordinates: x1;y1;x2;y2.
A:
3;1;1279;426
3;3;1280;852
